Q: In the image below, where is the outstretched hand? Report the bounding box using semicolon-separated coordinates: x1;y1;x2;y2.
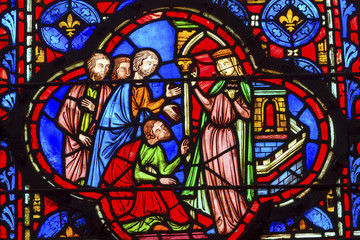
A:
163;104;180;121
81;98;95;112
180;138;190;155
166;84;181;98
159;177;177;185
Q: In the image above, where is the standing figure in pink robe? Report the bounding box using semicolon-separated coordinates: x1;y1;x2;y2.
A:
57;53;112;183
191;48;251;234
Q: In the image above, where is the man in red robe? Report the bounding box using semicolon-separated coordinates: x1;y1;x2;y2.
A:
57;53;112;183
100;119;194;236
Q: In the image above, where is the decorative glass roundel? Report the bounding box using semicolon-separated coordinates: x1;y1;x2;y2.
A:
24;1;345;239
40;0;100;52
261;0;321;47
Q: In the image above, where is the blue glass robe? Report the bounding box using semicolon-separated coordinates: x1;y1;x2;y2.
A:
87;83;149;187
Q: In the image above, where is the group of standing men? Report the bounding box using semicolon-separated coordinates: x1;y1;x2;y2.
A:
57;50;181;185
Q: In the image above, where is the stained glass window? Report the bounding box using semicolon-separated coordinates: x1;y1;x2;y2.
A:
0;0;359;239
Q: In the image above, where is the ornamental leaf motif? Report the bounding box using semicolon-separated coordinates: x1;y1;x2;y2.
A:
346;79;360;119
0;166;15;201
1;10;16;46
340;0;355;37
0;205;15;235
344;42;358;68
350;154;360;183
1;91;16;111
2;50;16;73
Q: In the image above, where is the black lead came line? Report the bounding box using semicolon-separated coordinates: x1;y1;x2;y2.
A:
0;70;358;89
0;183;358;195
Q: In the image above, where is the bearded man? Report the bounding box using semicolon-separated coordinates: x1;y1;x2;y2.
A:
57;52;112;183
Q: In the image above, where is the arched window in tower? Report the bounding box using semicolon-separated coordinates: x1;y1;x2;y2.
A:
265;101;276;128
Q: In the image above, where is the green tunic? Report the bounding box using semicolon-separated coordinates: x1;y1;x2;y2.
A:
80;86;97;132
134;144;181;182
123;143;189;233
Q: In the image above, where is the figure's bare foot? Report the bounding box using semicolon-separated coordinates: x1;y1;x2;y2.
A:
153;225;169;231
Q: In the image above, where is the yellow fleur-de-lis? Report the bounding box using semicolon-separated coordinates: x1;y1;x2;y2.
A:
177;58;193;73
59;14;80;37
279;9;302;33
59;226;79;238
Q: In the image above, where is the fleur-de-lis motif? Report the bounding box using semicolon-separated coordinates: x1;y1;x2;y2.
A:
59;14;80;37
177;58;193;73
279;9;302;33
60;226;79;238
